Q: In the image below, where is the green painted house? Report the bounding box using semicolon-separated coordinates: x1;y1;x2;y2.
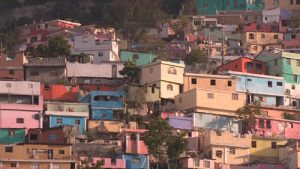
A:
0;128;25;144
120;50;156;66
256;51;300;84
196;0;264;15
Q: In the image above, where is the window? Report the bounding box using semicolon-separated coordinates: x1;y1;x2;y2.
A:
252;141;257;148
132;54;139;60
291;34;296;39
261;34;265;39
268;81;273;88
9;69;14;75
247;62;254;70
194;159;200;167
274;59;278;66
5;146;13;152
259;119;264;128
44;85;50;91
179;97;183;103
56;118;62;124
229;148;235;154
294;75;298;83
291;123;294;128
292;85;296;90
191;78;197;84
207;93;214;99
253;46;258;50
228;80;232;86
256;63;262;70
167;84;173;91
95;39;100;45
168;67;177;75
271;142;277;149
247;78;252;82
59;150;65;154
30;134;38;141
204;161;210;168
216;131;222;136
249;33;254;40
149;68;153;73
98;52;103;57
16;118;24;123
11;162;17;168
30;71;39;76
291;0;294;4
297;60;300;67
75;119;80;125
286;58;291;65
297;0;300;4
266;120;271;129
277;82;282;86
8;129;15;137
50;71;58;76
50;134;57;141
232;93;238;100
210;79;216;86
216;150;222;158
132;158;141;163
274;34;278;39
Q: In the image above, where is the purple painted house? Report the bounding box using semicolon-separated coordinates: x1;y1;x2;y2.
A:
168;116;193;130
0;81;43;130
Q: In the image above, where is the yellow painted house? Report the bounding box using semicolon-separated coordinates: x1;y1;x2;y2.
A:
250;137;287;162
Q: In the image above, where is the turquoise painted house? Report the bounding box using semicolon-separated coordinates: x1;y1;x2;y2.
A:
196;0;264;15
0;128;25;144
256;51;300;84
120;50;156;66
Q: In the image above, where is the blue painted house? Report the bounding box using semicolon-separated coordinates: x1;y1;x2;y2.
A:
0;128;25;144
119;154;149;169
120;50;156;66
191;113;241;133
225;71;285;107
79;91;125;120
45;102;89;133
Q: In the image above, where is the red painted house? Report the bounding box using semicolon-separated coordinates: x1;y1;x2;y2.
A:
218;57;267;75
41;84;79;102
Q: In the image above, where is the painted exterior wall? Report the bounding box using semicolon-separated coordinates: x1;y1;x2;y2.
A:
88;120;134;133
285;83;300;107
250;137;287;161
254;117;300;139
193;113;241;133
175;88;246;116
256;51;300;84
218;57;267;75
80;91;125;120
126;84;160;103
70;34;119;62
0;52;27;80
196;0;264;15
203;130;251;165
180;158;215;169
79;156;126;169
0;144;74;169
260;106;300;121
264;0;300;10
0;81;40;96
48;115;86;133
122;154;149;169
168;116;193;130
120;50;156;66
41;84;79;102
139;60;185;99
183;73;237;92
119;129;148;155
0;128;25;144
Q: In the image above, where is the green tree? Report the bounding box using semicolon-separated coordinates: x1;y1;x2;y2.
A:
47;36;70;57
119;61;140;83
144;118;187;168
235;101;261;133
184;48;208;65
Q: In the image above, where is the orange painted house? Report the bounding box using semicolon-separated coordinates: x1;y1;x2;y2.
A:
0;52;27;80
41;84;79;102
218;57;267;75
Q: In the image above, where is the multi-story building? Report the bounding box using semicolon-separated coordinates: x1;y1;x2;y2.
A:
120;50;156;66
0;144;75;169
256;50;300;84
225;71;285;107
218;57;267;75
196;0;264;15
264;0;300;11
79;91;125;120
139;60;185;100
179;157;215;169
201;130;252;165
175;88;246;116
183;73;237;92
0;81;43;129
24;57;67;84
0;128;25;144
0;52;27;80
41;84;79;102
44;102;89;133
118;129;148;155
285;83;300;108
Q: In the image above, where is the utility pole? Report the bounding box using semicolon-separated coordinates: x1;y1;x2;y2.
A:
206;33;211;73
221;27;224;65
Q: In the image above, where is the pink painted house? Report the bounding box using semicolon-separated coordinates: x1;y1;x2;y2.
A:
254;117;300;139
0;81;43;130
79;156;125;169
118;129;148;155
179;157;215;169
